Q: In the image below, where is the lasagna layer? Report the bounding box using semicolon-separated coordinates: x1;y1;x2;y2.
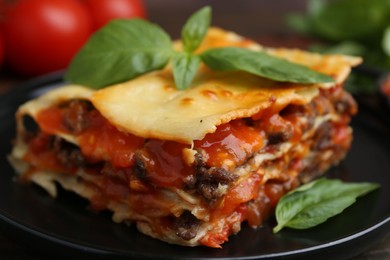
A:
10;82;356;247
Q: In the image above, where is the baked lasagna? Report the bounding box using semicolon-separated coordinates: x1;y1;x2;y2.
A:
9;28;361;247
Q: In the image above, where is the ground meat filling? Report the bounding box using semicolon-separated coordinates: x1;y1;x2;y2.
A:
61;99;93;134
132;151;149;181
267;130;293;145
101;164;132;184
50;136;87;169
185;152;238;202
261;114;294;145
334;91;357;115
312;121;334;151
173;211;201;241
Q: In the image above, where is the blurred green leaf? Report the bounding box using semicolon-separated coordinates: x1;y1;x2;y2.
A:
382;25;390;56
285;14;311;34
309;41;366;56
287;0;390;94
310;0;390;41
344;74;377;94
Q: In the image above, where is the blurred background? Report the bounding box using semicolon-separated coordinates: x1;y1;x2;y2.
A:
0;0;301;93
145;0;306;39
1;0;390;95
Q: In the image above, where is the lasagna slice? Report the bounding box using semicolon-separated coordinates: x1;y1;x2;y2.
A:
9;28;361;248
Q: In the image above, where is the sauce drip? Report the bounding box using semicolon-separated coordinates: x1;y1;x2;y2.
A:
140;140;192;188
194;120;264;168
78;110;144;167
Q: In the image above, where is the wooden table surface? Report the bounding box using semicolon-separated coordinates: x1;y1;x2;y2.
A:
0;1;389;259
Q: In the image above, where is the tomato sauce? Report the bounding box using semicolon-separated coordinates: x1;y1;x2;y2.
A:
78;110;144;167
35;105;144;168
29;101;303;217
331;123;351;149
140;140;192;188
200;208;246;248
33;104;273;189
194;120;265;168
23;132;67;173
36;106;68;134
212;174;262;221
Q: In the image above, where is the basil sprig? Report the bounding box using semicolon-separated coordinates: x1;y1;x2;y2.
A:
65;6;334;89
172;6;210;89
273;178;379;233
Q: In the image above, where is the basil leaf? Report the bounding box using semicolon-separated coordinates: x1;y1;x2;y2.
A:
309;0;390;41
273;178;379;233
172;52;201;90
309;41;366;56
65;19;173;88
201;47;334;84
182;6;211;53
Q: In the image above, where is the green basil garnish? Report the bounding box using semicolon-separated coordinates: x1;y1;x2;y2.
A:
66;6;334;90
173;6;209;89
273;178;379;233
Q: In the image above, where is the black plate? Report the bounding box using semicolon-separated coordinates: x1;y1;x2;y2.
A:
0;73;389;260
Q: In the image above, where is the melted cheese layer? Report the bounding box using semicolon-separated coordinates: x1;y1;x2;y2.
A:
92;71;320;143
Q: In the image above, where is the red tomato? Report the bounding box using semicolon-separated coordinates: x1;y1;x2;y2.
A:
82;0;146;31
2;0;92;76
0;32;4;67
